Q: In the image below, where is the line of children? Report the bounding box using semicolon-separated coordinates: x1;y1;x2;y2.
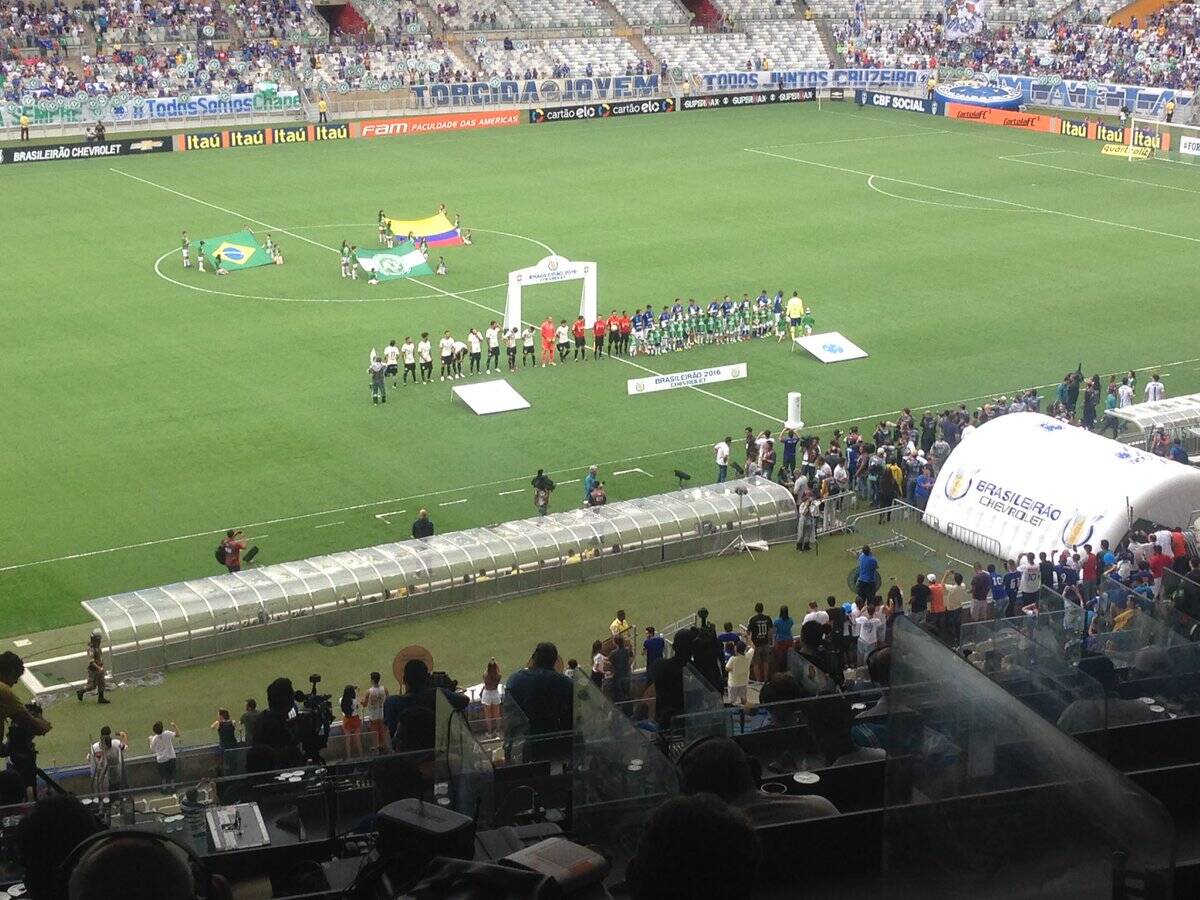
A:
628;290;810;356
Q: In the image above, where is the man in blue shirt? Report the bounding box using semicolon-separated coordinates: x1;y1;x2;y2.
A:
687;299;701;318
912;468;934;508
659;306;672;327
720;296;734;317
505;643;573;759
856;545;879;604
670;299;684;320
1001;561;1022;619
583;465;599;502
643;626;666;668
716;621;740;661
781;430;800;474
707;299;720;316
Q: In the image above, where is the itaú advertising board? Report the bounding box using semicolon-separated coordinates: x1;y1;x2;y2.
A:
924;413;1200;561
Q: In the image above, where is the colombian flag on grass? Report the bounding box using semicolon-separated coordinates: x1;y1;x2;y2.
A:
199;230;274;271
385;211;464;247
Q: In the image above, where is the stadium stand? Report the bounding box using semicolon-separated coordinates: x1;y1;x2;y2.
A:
80;0;232;45
431;0;524;30
836;4;1200;89
75;44;287;95
301;43;465;88
0;56;80;101
503;0;612;28
644;19;830;73
0;0;85;53
229;0;329;42
712;0;801;20
464;35;650;78
353;0;432;33
609;0;693;26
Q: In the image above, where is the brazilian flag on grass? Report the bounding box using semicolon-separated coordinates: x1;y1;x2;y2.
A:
199;230;273;272
357;245;433;281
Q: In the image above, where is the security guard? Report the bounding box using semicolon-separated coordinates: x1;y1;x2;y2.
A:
19;112;30;141
317;97;328;123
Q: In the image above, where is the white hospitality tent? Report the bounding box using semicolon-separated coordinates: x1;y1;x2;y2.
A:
924;413;1200;561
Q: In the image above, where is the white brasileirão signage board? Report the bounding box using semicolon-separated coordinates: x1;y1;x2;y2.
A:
627;363;747;396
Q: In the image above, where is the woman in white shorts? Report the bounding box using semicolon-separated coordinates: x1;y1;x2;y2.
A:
481;658;503;736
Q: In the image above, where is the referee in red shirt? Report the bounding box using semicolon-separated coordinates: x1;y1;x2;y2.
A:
221;530;247;573
592;314;606;360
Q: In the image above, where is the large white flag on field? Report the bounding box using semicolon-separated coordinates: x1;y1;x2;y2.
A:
356;245;433;280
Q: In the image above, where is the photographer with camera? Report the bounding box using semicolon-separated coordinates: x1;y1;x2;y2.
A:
383;660;468;752
1;652;52;797
532;469;555;516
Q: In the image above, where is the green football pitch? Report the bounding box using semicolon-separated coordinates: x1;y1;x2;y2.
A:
5;100;1200;645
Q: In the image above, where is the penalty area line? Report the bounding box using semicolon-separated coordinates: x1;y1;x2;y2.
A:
744;148;1200;245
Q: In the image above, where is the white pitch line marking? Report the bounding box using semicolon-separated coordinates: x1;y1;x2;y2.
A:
313;521;344;529
110;168;338;255
612;467;652;476
117;169;784;423
558;479;580;485
867;174;1027;212
7;353;1199;574
407;274;785;423
997;150;1068;160
439;499;469;506
998;153;1200;195
497;489;524;496
374;510;406;525
12;639;31;648
744;147;1200;245
749;128;951;149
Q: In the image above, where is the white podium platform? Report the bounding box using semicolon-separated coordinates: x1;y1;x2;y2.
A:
794;331;869;363
452;379;531;415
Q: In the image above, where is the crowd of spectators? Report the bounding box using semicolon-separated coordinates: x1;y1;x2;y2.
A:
1;0;84;54
718;365;1184;536
466;34;652;81
836;2;1200;89
78;0;231;45
2;41;301;101
300;42;465;89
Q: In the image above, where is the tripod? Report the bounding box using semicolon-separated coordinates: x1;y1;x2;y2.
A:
719;487;757;560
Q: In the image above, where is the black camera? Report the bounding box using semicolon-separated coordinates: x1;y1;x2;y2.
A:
292;675;333;763
4;702;43;764
429;671;458;692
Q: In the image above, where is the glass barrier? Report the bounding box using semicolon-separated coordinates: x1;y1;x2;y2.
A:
569;669;679;863
959;605;1107;733
680;664;730;745
883;617;1176;897
500;688;532;766
435;690;494;826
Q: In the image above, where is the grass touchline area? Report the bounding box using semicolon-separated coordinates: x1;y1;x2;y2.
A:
2;102;1197;637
